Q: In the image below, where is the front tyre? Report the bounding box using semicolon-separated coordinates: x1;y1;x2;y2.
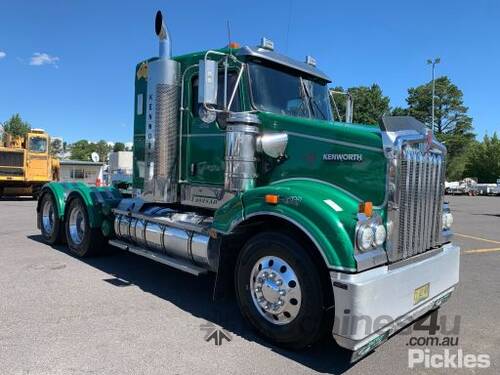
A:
235;232;327;349
65;197;105;257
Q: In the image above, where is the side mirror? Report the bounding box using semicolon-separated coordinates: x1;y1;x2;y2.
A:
198;59;218;106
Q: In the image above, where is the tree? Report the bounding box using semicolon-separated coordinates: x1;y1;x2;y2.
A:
69;140;92;161
464;133;500;183
402;76;475;179
50;138;63;157
113;142;125;152
95;140;112;162
331;84;390;125
69;139;112;162
2;114;31;138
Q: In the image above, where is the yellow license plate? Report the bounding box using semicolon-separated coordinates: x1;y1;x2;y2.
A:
413;283;430;305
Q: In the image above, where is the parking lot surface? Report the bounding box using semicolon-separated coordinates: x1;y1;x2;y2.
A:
0;196;498;374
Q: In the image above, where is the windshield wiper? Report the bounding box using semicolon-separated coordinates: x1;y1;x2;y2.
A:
299;78;313;118
298;78;312;117
309;96;328;120
301;78;328;120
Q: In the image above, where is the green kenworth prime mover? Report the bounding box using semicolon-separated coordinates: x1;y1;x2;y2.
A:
36;11;459;361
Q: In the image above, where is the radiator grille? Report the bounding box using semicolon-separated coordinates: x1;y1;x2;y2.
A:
0;167;24;176
0;151;24;167
396;147;445;260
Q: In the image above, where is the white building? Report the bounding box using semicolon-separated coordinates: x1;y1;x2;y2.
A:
59;160;104;186
108;151;133;187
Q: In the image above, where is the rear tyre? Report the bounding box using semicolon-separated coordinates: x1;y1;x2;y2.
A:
38;192;64;244
235;232;327;349
65;197;105;257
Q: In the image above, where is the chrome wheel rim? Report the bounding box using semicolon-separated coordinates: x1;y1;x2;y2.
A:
250;256;302;325
68;206;85;245
41;199;55;235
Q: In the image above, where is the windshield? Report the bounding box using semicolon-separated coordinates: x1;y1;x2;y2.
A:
248;62;332;121
29;137;48;153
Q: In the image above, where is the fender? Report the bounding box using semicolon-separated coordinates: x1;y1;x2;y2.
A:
213;179;385;272
37;182;122;229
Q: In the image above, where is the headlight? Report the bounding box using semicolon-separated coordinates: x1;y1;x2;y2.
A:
374;224;387;247
357;225;374;251
442;212;453;230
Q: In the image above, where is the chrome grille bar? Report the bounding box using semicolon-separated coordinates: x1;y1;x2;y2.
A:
395;144;444;261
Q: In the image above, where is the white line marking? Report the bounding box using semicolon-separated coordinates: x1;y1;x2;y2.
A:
324;199;343;212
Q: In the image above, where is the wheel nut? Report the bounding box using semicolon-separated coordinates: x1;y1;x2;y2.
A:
255;287;261;293
279;290;286;296
278;300;284;306
276;280;283;286
269;272;276;279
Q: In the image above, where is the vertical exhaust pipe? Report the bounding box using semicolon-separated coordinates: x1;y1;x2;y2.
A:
143;10;180;203
155;11;171;58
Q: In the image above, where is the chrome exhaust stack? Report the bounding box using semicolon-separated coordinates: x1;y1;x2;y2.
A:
155;10;171;58
143;10;180;203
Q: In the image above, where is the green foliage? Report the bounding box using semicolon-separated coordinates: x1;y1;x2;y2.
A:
401;76;475;179
464;133;500;183
50;138;63;157
69;139;112;162
113;142;125;152
391;106;408;116
2;114;31;138
331;84;390;125
406;77;472;135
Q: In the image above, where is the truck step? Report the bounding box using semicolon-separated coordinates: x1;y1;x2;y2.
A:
109;239;208;276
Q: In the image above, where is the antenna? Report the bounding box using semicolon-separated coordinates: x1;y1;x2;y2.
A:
226;20;232;47
91;152;100;163
285;0;293;53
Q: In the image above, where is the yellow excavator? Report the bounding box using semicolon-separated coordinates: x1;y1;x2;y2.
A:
0;129;59;198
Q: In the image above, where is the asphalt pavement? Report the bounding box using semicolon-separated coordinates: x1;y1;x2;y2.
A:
0;196;498;374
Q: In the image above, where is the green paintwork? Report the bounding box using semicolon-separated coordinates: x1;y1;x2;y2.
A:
132;47;388;271
132;58;157;189
40;182;122;231
213;179;385;271
257;112;387;206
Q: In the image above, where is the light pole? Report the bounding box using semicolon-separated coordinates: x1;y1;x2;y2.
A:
427;58;440;132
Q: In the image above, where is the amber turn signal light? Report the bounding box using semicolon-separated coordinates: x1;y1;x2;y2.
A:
359;201;373;217
265;194;279;205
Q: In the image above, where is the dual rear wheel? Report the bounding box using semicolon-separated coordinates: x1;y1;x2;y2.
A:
38;193;105;256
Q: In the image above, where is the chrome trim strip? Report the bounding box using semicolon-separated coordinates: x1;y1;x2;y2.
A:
269;177;378;206
287;131;383;153
181;133;225;138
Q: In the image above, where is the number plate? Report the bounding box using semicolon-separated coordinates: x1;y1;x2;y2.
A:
413;283;430;305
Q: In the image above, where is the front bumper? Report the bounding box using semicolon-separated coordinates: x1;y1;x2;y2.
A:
330;243;460;354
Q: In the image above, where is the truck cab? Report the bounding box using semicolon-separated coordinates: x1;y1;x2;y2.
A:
36;11;459;361
0;128;57;197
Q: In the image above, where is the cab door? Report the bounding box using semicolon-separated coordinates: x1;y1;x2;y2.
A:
26;135;50;182
183;72;242;186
